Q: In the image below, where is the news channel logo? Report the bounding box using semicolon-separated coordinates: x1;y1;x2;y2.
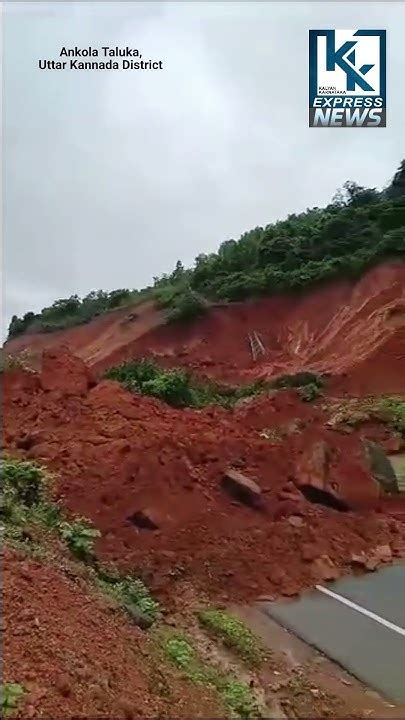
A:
309;30;386;127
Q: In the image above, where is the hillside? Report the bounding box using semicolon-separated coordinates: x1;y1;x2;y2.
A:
2;160;405;720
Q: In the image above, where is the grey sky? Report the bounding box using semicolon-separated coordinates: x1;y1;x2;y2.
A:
3;1;405;339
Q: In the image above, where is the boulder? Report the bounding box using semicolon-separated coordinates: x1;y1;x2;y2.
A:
363;440;399;494
388;454;405;492
127;508;162;530
221;468;263;509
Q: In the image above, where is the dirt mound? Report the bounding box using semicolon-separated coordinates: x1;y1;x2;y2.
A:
4;263;405;395
3;547;223;719
4;349;405;605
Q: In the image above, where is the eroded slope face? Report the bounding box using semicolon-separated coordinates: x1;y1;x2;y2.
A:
97;262;405;394
4;262;405;394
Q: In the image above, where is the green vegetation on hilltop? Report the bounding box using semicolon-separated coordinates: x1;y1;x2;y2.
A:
8;160;405;339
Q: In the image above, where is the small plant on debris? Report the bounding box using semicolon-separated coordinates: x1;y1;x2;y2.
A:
161;631;262;719
58;519;101;562
197;609;265;667
97;566;160;627
1;683;25;717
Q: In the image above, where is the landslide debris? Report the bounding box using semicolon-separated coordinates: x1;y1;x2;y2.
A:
3;347;405;606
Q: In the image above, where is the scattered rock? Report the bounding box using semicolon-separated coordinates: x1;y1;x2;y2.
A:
372;544;392;563
311;555;340;581
127;509;161;530
288;515;304;528
123;603;153;630
221;468;263;509
117;697;137;720
301;543;322;562
55;674;72;697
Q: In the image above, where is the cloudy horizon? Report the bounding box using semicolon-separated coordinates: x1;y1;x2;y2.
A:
3;1;405;339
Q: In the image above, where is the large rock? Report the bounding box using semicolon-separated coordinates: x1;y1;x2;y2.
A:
388;454;405;492
294;439;382;511
221;468;263;509
363;440;399;494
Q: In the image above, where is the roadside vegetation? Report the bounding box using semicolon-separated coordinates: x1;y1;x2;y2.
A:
8;160;405;339
105;359;324;409
161;630;262;719
1;457;159;627
197;609;266;667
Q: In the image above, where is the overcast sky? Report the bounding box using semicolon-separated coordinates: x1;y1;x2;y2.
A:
3;1;405;339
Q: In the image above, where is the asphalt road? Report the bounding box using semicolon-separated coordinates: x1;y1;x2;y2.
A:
260;564;405;703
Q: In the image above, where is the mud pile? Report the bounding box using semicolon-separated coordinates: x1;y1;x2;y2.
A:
3;347;405;604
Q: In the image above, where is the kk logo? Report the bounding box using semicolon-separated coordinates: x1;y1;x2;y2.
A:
309;29;386;127
325;30;374;92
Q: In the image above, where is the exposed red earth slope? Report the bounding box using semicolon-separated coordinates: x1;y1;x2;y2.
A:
3;547;224;719
5;262;405;394
3;349;405;606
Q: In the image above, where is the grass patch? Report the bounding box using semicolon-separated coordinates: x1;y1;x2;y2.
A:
1;683;25;717
197;609;265;667
161;631;262;719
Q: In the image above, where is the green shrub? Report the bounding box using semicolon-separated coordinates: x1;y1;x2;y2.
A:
1;458;50;511
97;570;160;625
1;683;24;716
58;519;101;561
270;371;324;391
2;457;100;563
297;382;322;402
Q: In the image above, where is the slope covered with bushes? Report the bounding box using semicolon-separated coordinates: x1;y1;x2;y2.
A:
7;160;405;339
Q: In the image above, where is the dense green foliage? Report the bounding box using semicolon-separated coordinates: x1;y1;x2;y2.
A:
105;359;324;408
8;161;405;339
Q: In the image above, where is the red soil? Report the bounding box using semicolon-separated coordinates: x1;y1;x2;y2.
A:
4;349;405;606
5;262;405;395
3;547;223;719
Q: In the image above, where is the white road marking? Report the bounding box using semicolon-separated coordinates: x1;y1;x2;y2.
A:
315;584;405;638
